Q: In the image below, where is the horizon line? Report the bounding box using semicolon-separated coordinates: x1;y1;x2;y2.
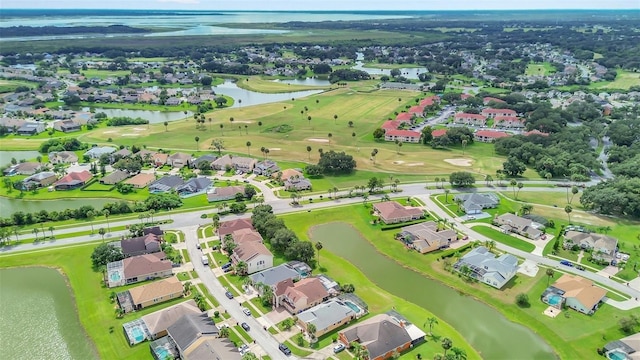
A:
3;8;639;11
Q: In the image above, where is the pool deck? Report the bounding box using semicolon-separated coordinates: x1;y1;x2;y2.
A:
543;306;560;318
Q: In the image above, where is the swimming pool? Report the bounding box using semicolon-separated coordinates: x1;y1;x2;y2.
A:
131;327;145;342
344;301;360;313
607;350;629;360
546;294;562;306
109;271;121;282
155;347;170;360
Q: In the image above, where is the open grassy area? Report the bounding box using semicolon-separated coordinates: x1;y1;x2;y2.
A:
282;204;637;360
233;75;333;93
0;243;192;359
0;79;40;93
589;70;640;90
470;225;536;252
525;62;557;76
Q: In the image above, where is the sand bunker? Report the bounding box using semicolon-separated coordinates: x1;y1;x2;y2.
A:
444;158;473;167
121;134;140;137
132;127;146;131
233;120;253;124
307;138;329;143
270;148;281;151
406;163;424;167
103;130;117;134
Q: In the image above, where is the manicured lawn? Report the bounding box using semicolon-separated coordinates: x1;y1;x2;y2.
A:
525;62;557;76
0;243;191;359
196;283;219;307
249;297;272;315
470;225;536;253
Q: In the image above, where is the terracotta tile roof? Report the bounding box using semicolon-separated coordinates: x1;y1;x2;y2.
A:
475;130;511;139
385;129;421;137
553;274;607;310
128;276;183;305
232;241;272;262
395;112;413;121
54;170;92;186
282;277;329;304
373;201;423;222
432;129;447;137
218;218;254;238
232;228;263;245
125;173;156;187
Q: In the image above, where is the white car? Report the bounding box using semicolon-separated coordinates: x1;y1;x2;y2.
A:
333;344;345;353
242;307;252;316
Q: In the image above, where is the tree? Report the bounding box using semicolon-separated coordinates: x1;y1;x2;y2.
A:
449;172;475;187
461;138;468;155
619;315;640;334
219;123;224;136
246;141;252;155
503;157;527;177
219;326;230;338
103;209;110;232
444;189;450;203
315;241;323;267
569;186;579;204
348;120;354;127
194;136;200;151
235;261;248;276
485;175;493;186
516;182;524;200
370;149;378;164
285;241;315;264
317;151;356;175
32;228;39;241
510;179;518;199
520;204;533;216
546;268;555;286
163;121;168;132
98;227;106;242
328;133;333;144
373;127;385;140
565;205;573;223
333;114;338;124
306;145;312;161
367;177;384;193
515;293;530;307
307;323;317;341
451;347;467;360
48;226;54;238
441;338;453;356
91;243;123;270
424;316;438;335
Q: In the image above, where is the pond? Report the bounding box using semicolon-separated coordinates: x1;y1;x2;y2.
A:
310;222;556;360
352;61;428;80
211;80;324;108
0;267;98;360
83;107;193;124
0;197;116;215
0;150;40;167
272;78;331;86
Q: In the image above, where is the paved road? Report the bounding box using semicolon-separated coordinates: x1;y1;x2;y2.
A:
182;225;293;360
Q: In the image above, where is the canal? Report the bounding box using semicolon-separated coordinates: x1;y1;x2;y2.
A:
310;222;556;360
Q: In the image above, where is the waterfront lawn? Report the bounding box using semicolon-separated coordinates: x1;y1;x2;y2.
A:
0;243;190;359
235;75;333;93
470;225;536;253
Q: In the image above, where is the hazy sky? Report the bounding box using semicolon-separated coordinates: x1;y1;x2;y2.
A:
4;0;640;10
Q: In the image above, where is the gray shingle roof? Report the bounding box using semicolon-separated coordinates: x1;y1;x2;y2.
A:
249;263;300;287
167;313;219;353
297;300;355;332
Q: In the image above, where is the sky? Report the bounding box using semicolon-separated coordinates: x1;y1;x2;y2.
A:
3;0;640;10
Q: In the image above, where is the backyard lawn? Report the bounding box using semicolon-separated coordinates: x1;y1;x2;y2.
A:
470;225;536;252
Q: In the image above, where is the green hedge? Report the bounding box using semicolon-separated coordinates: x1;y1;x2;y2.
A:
439;243;474;259
380;217;428;231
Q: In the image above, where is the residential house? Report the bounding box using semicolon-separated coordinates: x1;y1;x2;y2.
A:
106;252;173;288
297;300;356;337
165;314;241;360
474;130;511;143
167;152;193;168
17;122;45;135
3;162;42;176
149;175;185;193
111;148;132;161
217;218;254;239
380;120;406;132
564;231;618;263
176;177;212;197
483;97;506;105
117;276;183;313
274;277;329;314
603;332;640;360
339;312;425;360
22;171;57;189
284;175;312;191
523;129;550;137
153;153;169;167
206;186;245;202
125;173;156;189
540;274;607;315
231;156;257;173
99;169;130;185
210;154;234;170
431;129;447;138
83;146;117;159
138;300;201;342
395;112;413;121
494;213;543;239
249;262;309;291
121;233;162;258
454;113;487;127
453;193;500;214
384;129;421;143
231;241;273;275
276;168;304;182
53;170;92;190
453;246;519;289
420;95;440;107
397;221;457;254
253;160;280;176
190;154;217;169
481;108;517;118
49;151;78;164
231;228;264;245
373;201;424;224
53;119;82;132
408;105;424;117
494;116;525;129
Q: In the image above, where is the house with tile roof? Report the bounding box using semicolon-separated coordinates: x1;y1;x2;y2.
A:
138;300;201;341
49;151;78;164
231;241;273;275
564;231;618;263
22;171;57;189
373;201;424;224
231;228;263;245
541;274;607;315
53;170;92;190
453;246;519;289
454;113;487;127
474;130;511;143
117;276;183;313
167;152;193;168
481;108;517;118
125;173;156;188
206;186;245;202
397;221;457;254
494;116;525;129
274;277;330;314
217;218;254;239
106;252;173;288
384;129;421;143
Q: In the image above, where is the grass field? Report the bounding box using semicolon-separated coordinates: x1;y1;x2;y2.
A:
233;75;334;93
590;70;640;90
525;62;557;76
470;225;536;252
0;79;39;93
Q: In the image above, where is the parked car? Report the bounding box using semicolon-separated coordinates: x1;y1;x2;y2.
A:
242;307;252;316
221;262;232;269
241;322;250;331
223;267;233;273
225;291;234;299
560;260;573;267
279;343;291;356
333;343;345;353
196;243;201;249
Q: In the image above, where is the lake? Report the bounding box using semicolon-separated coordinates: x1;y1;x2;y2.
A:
311;222;556;360
272;78;332;86
352;61;428;80
0;267;98;360
0;197;116;216
83;107;193;124
0;150;40;167
212;80;324;107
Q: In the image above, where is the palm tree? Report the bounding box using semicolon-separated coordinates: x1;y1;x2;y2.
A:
306;145;312;161
208;117;212;130
194;136;200;151
103;209;110;232
546;268;555;286
569;186;579;204
510;179;517;198
315;241;323;267
424;316;438;335
485;175;493;186
333;114;338;124
98;227;106;242
451;347;467;360
545;172;552;184
461;138;468;155
246;141;252;155
328;133;333;144
219;123;224;136
260;283;275;306
565;205;573;223
149;209;155;223
516;182;524;200
441;337;453;355
348;120;354;127
235;261;248;275
32;228;39;241
163;121;168;132
219;326;230;338
520;204;533;216
48;226;54;239
444;189;450;203
307;323;317;341
307;115;312;128
87;210;95;234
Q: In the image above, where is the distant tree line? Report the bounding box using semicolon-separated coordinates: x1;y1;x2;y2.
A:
2;25;149;38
